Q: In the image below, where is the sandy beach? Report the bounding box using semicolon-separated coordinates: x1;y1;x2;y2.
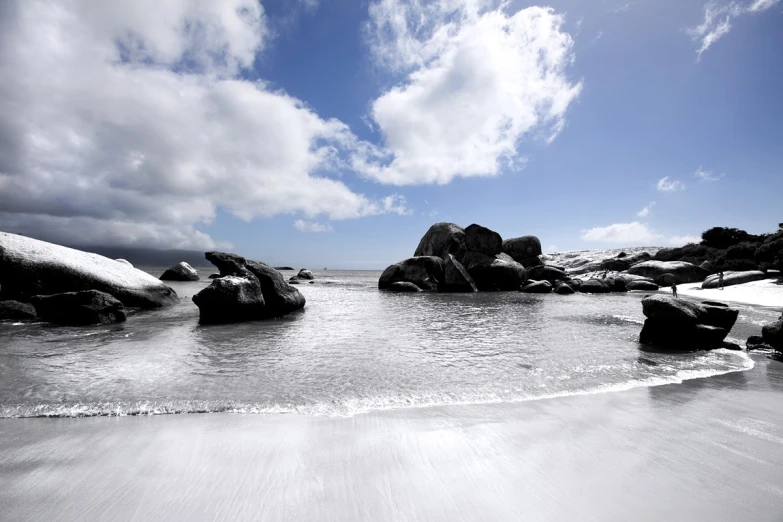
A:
2;354;782;522
676;277;783;309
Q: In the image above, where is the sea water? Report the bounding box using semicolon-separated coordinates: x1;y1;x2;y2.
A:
0;269;773;418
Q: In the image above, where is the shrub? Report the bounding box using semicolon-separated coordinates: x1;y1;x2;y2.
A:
701;227;752;249
726;241;759;260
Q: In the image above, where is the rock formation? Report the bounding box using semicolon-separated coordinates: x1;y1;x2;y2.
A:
701;270;768;289
30;290;126;325
627;261;710;284
160;262;200;281
639;295;738;351
0;300;37;321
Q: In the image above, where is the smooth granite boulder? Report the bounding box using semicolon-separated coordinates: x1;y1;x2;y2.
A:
521;280;552;293
160;262;199;281
296;269;315;280
599;251;652;272
628;261;709;284
443;254;478;293
379;256;445;291
464;224;502;257
526;265;569;284
638;295;738;351
30;290;126;325
762;314;783;351
702;270;767;289
192;276;266;324
413;223;466;261
554;282;576;295
579;279;611;294
502;236;542;266
389;281;422;292
0;232;178;308
461;252;526;291
626;280;660;291
0;300;37;321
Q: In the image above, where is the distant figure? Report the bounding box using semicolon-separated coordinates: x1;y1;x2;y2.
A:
718;271;724;290
671;281;678;298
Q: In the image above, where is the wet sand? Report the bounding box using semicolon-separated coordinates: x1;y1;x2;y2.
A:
1;355;782;522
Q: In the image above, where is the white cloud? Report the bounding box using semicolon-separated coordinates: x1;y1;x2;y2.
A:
668;235;701;246
0;0;406;248
581;222;660;244
637;201;656;217
592;31;604;43
609;3;633;14
657;176;685;192
694;166;725;182
293;220;333;233
359;1;582;185
688;0;780;60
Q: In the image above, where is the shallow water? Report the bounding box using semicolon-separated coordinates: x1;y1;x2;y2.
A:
0;270;775;418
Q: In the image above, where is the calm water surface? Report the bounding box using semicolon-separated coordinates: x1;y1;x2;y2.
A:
0;270;774;417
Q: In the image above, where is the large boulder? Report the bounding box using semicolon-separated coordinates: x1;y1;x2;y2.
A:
579;279;611;294
502;236;542;266
554;282;576;295
0;300;37;321
628;261;709;284
626;280;659;291
296;269;315;280
702;270;768;289
413;223;466;261
160;262;199;281
639;295;738;351
599;251;652;272
379;256;445;291
443;254;478;293
526;265;569;284
464;224;502;256
762;314;783;351
192;276;266;324
195;251;306;321
461;252;525;291
389;282;422;292
0;232;178;308
30;290;126;325
521;280;552;293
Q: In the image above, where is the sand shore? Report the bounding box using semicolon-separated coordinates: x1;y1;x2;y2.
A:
1;355;782;522
675;277;783;309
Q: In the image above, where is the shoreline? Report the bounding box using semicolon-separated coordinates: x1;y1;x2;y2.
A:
667;277;783;310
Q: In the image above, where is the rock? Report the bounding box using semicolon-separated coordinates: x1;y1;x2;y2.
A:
115;259;133;267
602;276;628;293
0;300;37;321
443;254;477;293
641;294;703;323
640;320;728;350
702;270;768;289
208;273;221;279
462;252;526;291
746;335;772;350
526;265;569;284
195;251;306;322
273;267;294;271
721;341;742;351
414;223;466;261
389;281;422;292
617;252;627;258
521;280;552;293
30;290;126;325
288;277;300;284
192;276;266;324
656;273;677;287
579;279;611;294
502;236;542;265
761;314;783;351
464;224;502;256
0;233;178;308
599;251;652;272
628;261;709;284
626;280;659;291
160;262;199;281
554;282;575;295
296;269;314;280
379;256;445;291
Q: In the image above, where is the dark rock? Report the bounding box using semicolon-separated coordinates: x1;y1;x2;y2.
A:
462;252;526;291
379;256;445;291
617;252;627;258
389;281;422;292
656;273;677;287
464;224;502;256
414;223;466;261
746;335;772;350
641;294;703;323
721;341;742;351
599;251;652;272
160;262;199;281
762;315;783;351
296;269;314;280
579;279;611;294
626;280;659;291
0;232;178;308
554;282;575;295
0;300;37;321
443;254;477;293
288;278;300;285
208;273;221;279
702;301;728;307
502;236;542;265
640;319;728;351
603;276;628;293
521;280;552;293
702;270;767;289
273;267;294;271
628;261;709;284
30;290;126;325
526;265;568;284
192;276;266;324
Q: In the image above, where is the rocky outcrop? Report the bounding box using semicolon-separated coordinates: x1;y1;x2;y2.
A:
702;270;768;289
160;262;199;281
443;254;477;293
192;252;306;323
0;232;178;308
461;252;526;291
414;223;466;260
30;290;126;325
599;251;652;272
526;265;569;284
0;300;37;321
762;313;783;352
628;261;709;284
296;269;314;280
389;282;422;292
626;280;659;291
465;224;502;256
502;236;542;266
379;256;444;291
639;295;738;351
521;280;552;293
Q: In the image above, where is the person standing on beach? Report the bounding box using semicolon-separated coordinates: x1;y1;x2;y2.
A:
671;281;678;298
719;271;724;290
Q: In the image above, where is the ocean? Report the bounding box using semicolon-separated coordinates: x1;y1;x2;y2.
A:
0;269;775;419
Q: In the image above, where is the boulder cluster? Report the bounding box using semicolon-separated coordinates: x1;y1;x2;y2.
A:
639;295;739;351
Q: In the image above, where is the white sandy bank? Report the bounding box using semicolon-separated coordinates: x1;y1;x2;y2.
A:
676;278;783;309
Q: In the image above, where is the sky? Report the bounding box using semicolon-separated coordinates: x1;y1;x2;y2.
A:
0;0;781;268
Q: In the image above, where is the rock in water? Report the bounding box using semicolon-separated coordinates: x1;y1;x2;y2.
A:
160;262;200;281
296;269;315;280
443;254;478;292
379;256;445;291
554;282;575;295
0;300;37;321
461;252;526;291
414;223;466;261
762;314;783;351
0;232;178;308
638;295;738;351
464;224;502;257
521;280;552;293
502;236;542;266
627;261;709;284
30;290;126;325
701;270;767;289
389;282;422;292
192;276;266;324
578;279;611;294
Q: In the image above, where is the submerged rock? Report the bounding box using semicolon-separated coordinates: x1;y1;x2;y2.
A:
443;254;477;293
413;223;466;261
389;281;422;292
0;300;37;321
0;232;178;308
30;290;126;325
628;261;709;284
379;256;445;291
638;295;738;351
160;262;199;281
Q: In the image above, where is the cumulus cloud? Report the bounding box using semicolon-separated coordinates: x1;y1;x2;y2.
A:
637;202;656;218
694;166;725;182
688;0;780;60
0;0;406;248
581;222;660;244
657;176;685;192
359;0;582;185
293;220;333;233
668;235;702;246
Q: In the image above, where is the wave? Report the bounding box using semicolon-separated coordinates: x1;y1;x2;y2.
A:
0;350;754;419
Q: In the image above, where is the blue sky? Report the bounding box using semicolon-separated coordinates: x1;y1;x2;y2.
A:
0;0;781;268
